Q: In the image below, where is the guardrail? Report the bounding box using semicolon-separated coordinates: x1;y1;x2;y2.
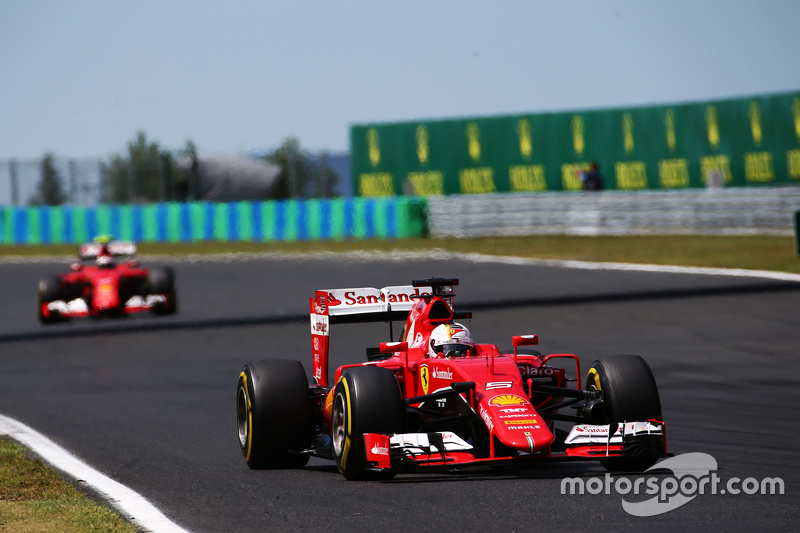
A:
427;186;800;237
0;197;428;245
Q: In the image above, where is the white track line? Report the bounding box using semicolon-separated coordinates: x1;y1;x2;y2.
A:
2;249;799;282
0;414;191;533
153;249;800;282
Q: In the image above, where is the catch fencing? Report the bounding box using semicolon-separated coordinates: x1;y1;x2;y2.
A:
427;186;800;237
0;197;428;245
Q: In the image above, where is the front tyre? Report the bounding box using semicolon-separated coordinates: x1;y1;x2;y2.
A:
332;366;405;480
237;359;311;469
37;276;63;324
586;354;662;472
148;267;177;315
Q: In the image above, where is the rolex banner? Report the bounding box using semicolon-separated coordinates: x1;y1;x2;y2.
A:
350;91;800;196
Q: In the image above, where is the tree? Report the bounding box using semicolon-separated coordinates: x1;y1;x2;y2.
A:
264;137;339;200
30;152;67;205
100;131;172;203
173;140;198;201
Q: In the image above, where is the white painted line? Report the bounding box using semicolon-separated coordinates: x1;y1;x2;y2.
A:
457;253;800;283
2;249;799;282
152;249;800;282
0;414;191;533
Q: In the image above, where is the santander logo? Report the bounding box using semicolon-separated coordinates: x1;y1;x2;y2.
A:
327;293;342;306
433;368;453;380
575;426;608;433
371;445;389;456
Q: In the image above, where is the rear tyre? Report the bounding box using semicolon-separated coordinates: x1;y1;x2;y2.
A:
37;276;63;324
586;354;662;472
148;267;175;294
332;366;405;480
148;267;177;315
151;289;178;315
237;360;311;469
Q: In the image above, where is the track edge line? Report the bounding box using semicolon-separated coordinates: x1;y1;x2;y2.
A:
0;413;191;533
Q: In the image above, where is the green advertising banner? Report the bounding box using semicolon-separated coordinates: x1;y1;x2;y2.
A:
350;91;800;196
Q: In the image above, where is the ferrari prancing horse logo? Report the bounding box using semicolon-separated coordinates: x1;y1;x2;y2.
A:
420;365;429;395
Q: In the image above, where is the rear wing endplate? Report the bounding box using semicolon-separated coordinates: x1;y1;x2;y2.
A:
310;285;431;386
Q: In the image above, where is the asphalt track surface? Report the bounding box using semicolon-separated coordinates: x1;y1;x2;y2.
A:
1;255;799;532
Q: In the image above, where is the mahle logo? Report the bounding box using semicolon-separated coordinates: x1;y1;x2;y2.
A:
561;453;784;517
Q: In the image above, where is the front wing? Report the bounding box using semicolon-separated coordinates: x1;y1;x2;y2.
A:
363;421;666;472
44;295;167;318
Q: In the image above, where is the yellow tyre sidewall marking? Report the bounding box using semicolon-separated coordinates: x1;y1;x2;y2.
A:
586;367;609;423
587;367;601;390
239;371;253;463
340;376;352;471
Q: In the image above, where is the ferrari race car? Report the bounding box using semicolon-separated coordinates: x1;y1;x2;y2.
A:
236;278;666;479
37;238;177;323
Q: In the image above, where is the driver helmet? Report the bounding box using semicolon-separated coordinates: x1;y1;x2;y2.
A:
428;323;474;358
96;254;115;268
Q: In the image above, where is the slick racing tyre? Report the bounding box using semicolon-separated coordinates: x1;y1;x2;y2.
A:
151;289;178;315
148;267;177;315
586;354;662;472
332;366;406;480
237;359;311;469
148;266;175;294
37;276;63;324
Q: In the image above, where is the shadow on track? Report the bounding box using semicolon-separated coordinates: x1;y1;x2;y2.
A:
4;280;798;344
301;461;646;484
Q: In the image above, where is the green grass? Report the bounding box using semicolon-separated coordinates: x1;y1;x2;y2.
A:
0;438;137;533
1;234;798;273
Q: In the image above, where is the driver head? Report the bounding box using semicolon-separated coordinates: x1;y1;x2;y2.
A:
428;322;474;358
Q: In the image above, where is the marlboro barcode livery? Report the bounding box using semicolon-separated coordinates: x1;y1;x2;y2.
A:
236;278;666;479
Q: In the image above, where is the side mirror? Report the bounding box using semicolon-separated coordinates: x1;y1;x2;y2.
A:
69;263;83;271
512;335;538;347
380;341;408;353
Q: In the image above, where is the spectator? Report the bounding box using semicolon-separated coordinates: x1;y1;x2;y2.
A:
580;162;604;191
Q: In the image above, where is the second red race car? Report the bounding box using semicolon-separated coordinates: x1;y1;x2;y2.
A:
37;238;177;323
236;278;666;479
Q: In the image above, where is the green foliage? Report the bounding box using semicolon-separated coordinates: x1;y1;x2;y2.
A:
30;153;67;206
100;131;178;203
264;137;339;199
100;131;335;204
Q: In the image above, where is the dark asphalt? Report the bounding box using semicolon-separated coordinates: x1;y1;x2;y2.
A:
1;256;799;532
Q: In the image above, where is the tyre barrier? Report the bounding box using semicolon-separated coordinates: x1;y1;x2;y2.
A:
0;197;429;245
427;186;800;237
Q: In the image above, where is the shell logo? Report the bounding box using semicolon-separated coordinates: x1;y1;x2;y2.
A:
489;394;527;407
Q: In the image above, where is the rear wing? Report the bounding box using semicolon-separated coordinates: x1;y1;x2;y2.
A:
310;285;431;386
79;241;137;260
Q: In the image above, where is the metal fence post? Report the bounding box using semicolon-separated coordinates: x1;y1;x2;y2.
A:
288;146;298;198
69;159;78;204
10;159;18;206
795;211;800;257
128;161;136;203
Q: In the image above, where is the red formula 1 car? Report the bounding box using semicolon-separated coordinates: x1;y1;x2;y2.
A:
37;239;177;323
236;278;666;479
